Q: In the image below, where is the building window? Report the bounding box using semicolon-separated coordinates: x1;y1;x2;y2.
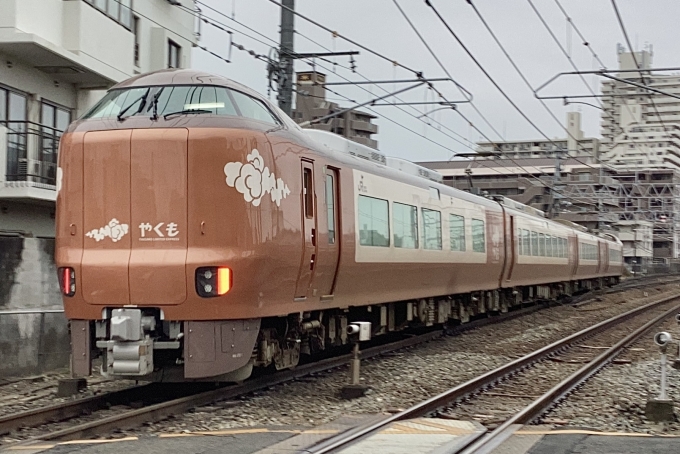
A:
133;15;140;66
472;219;485;253
358;195;389;247
393;202;418;249
422;208;442;250
41;101;72;133
449;214;465;251
168;40;181;68
0;85;28;124
84;0;132;30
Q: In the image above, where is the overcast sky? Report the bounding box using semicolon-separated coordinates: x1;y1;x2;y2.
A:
190;0;680;162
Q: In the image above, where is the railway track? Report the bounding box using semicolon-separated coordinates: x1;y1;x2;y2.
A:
0;297;588;446
571;274;680;307
306;293;680;454
2;281;676;447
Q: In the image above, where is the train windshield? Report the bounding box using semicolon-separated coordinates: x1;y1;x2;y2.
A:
81;85;281;125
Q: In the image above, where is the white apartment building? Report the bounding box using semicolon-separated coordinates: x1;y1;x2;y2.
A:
0;0;196;238
475;112;600;162
601;46;680;170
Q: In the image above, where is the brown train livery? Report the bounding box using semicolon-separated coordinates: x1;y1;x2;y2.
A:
55;69;623;382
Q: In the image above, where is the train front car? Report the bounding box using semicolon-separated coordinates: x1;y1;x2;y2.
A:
56;70;306;382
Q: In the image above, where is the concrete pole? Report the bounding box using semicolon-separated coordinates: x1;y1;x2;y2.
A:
278;0;295;116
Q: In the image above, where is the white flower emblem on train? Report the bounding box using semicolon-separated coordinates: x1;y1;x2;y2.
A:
85;218;129;242
224;149;291;207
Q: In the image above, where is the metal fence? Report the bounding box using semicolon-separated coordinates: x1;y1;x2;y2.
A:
2;120;61;186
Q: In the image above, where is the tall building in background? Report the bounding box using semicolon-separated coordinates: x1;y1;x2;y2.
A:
600;45;680;169
475;112;599;162
292;71;379;149
0;0;196;238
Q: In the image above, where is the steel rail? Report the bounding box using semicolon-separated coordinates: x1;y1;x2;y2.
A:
0;384;152;436
13;330;440;443
306;293;680;454
4;297;566;444
459;301;680;454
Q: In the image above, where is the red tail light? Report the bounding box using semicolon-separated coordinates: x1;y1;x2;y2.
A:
196;267;232;297
58;267;76;297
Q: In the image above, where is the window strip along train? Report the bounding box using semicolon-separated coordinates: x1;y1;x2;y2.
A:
55;69;623;382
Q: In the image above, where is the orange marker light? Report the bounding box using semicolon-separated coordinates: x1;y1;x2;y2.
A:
217;267;232;295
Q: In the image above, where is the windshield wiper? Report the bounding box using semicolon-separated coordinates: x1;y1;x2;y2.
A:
163;109;212;120
149;88;165;121
117;89;150;122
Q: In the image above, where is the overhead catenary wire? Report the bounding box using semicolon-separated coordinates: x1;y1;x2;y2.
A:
178;2;475;150
549;0;657;158
106;0;233;64
181;2;574;199
220;0;576;197
465;0;600;172
391;0;504;143
424;0;585;193
390;0;595;193
293;31;476;148
425;1;570;158
388;0;586;198
267;0;421;77
610;0;671;135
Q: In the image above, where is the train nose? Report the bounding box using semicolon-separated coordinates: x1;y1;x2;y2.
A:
80;129;189;306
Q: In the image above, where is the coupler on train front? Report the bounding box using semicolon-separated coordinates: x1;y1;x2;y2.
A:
71;308;261;383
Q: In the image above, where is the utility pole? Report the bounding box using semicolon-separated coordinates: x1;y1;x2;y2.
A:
278;0;295;116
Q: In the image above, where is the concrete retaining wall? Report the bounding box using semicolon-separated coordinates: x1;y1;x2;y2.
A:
0;236;69;377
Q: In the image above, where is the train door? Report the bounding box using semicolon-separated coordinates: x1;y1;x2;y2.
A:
312;168;341;298
600;241;609;273
294;160;318;298
570;236;579;278
506;215;516;282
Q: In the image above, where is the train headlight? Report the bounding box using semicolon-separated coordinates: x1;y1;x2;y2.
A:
58;267;76;297
195;267;232;297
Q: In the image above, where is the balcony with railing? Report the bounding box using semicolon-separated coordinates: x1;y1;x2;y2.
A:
0;121;60;202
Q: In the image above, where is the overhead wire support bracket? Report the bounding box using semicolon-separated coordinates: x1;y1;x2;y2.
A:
535;68;680;101
321;78;472;104
370;101;456;107
293;51;360;59
299;81;426;127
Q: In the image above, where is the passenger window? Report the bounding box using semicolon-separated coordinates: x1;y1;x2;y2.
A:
523;229;530;256
325;173;336;244
303;167;313;218
472;219;485;253
538;233;545;256
393;202;418;249
422;208;442;250
358;195;389;247
517;227;522;255
230;90;280;124
450;214;465;251
531;231;538;256
546;235;553;257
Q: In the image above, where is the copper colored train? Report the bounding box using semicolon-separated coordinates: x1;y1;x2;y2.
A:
55;69;623;382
